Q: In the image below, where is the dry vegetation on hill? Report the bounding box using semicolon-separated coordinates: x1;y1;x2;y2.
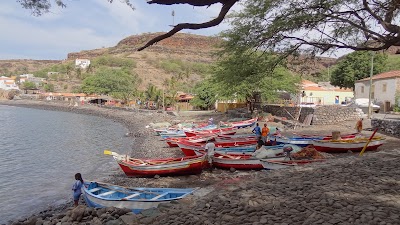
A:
0;33;340;92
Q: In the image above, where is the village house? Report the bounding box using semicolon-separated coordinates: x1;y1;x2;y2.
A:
19;74;46;86
0;76;19;90
300;80;354;105
355;70;400;112
75;58;91;69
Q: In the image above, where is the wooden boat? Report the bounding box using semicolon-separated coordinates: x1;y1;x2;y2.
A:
217;133;256;140
312;138;385;153
293;132;358;140
212;153;268;170
260;158;325;169
213;156;317;170
165;135;215;147
82;181;195;214
220;117;258;129
184;127;236;137
177;139;258;156
104;150;208;177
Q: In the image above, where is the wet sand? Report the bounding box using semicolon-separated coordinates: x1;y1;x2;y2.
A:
2;99;400;225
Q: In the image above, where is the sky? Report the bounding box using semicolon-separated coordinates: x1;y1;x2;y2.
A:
0;0;233;60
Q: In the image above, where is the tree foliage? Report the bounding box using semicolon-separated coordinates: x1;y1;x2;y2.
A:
81;67;141;103
191;79;216;110
22;81;37;90
18;0;400;53
212;49;300;105
223;0;400;57
330;51;387;89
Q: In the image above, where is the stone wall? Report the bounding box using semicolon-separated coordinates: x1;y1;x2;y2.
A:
372;118;400;137
263;105;363;125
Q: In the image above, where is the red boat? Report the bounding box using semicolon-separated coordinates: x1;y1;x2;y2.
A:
212;153;266;170
293;132;358;140
184;127;236;137
177;140;257;156
165;135;215;147
312;138;385;153
220;118;258;129
104;151;208;177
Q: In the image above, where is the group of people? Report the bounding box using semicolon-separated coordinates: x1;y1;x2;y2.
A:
252;123;281;149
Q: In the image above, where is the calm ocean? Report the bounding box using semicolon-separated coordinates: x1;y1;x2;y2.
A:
0;105;132;224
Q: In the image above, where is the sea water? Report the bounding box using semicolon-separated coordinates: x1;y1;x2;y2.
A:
0;105;132;224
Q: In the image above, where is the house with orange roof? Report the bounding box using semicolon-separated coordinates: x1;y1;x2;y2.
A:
0;76;19;90
300;80;353;105
355;70;400;112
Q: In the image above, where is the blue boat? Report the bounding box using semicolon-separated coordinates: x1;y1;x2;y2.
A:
215;144;289;155
271;136;323;147
82;181;195;213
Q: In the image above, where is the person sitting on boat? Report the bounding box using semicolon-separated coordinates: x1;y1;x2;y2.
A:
274;128;282;137
261;123;270;144
252;123;261;139
208;118;214;125
72;173;84;207
205;141;216;168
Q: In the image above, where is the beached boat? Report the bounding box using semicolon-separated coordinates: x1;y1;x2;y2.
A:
165;135;215;147
220;117;258;129
184;127;236;137
292;132;358;140
260;158;325;170
177;139;258;156
104;150;208;177
312;138;385;153
212;153;270;170
82;181;195;213
216;133;256;140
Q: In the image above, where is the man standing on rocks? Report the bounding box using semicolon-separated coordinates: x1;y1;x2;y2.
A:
355;118;363;133
205;141;216;169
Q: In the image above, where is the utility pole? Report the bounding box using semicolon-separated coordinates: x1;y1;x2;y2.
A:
368;52;374;119
162;89;165;111
172;10;175;26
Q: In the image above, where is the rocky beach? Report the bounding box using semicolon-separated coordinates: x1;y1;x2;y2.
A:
1;99;400;225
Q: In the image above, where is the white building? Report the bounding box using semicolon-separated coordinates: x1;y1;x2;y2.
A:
75;58;91;69
0;76;19;90
355;70;400;112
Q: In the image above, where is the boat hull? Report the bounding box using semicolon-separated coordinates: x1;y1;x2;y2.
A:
312;139;385;153
82;182;194;214
212;155;265;170
110;152;208;177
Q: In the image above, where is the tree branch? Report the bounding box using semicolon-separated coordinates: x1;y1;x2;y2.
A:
137;0;238;51
147;0;221;6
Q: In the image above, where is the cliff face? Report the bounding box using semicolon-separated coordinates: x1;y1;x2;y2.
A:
67;33;221;63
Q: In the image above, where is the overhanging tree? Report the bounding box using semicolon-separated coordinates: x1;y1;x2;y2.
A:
212;48;300;113
330;51;387;89
19;0;400;52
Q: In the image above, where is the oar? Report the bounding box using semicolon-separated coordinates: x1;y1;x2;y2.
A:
359;128;378;156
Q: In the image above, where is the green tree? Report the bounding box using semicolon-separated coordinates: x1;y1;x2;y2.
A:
44;83;55;92
22;81;37;93
191;79;216;110
211;49;300;112
145;84;162;102
330;52;387;89
81;67;141;103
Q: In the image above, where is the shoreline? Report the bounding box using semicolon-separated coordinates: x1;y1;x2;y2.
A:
2;99;400;225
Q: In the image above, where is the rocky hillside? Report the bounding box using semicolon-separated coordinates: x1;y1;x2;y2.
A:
1;33;339;90
0;59;61;76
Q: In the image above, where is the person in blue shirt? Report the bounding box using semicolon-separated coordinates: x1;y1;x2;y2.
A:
252;123;261;139
72;173;84;207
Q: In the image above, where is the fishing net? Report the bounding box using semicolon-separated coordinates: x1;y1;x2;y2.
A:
291;145;325;160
